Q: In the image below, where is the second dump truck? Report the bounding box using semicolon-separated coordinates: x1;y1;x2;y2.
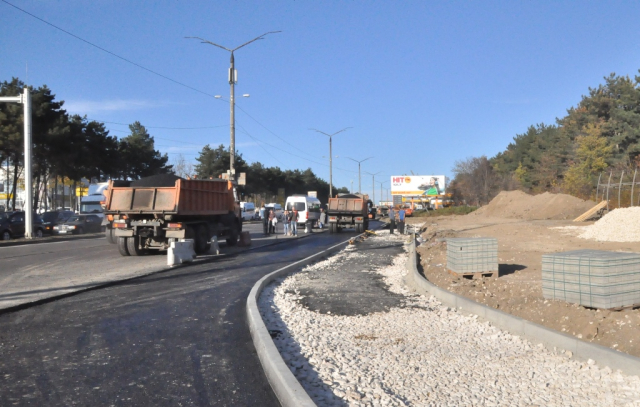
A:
104;175;241;256
327;193;372;233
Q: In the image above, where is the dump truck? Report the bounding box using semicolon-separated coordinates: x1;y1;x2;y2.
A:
327;193;371;233
104;175;241;256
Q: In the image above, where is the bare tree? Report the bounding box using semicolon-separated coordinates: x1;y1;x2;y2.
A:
170;154;194;179
452;156;500;206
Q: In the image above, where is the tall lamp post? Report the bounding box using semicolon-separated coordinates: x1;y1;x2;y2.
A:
378;180;387;206
187;31;280;178
365;171;381;204
347;156;372;194
310;128;351;197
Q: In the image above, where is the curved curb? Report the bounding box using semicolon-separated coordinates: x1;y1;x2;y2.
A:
246;238;354;407
404;239;640;376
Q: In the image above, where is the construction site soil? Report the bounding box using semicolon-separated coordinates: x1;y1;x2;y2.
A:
412;190;640;359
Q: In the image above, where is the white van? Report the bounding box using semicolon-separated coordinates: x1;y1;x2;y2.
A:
240;202;256;221
285;195;322;229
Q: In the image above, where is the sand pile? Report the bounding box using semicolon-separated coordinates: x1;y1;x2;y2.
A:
471;190;594;220
580;207;640;242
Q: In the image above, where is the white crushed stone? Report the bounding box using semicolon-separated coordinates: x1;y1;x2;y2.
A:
580;207;640;242
259;230;640;406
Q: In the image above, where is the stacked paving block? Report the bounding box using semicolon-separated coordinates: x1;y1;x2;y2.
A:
542;249;640;309
446;237;498;276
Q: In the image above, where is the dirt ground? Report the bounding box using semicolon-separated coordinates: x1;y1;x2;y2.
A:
409;214;640;359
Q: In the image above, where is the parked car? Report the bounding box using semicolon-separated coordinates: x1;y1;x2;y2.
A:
0;211;47;240
41;210;75;231
265;203;284;220
53;214;103;235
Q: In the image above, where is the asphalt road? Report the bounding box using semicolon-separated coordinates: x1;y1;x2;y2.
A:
0;222;376;406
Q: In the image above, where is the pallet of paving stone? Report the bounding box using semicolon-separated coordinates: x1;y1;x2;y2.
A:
446;237;498;275
542;249;640;309
447;268;498;280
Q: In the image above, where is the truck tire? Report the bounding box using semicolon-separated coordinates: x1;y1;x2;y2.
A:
106;227;116;244
117;237;130;256
355;223;362;233
194;225;209;254
226;222;239;246
329;223;336;234
126;235;145;256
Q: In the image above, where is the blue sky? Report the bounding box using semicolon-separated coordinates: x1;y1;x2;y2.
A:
2;1;640;200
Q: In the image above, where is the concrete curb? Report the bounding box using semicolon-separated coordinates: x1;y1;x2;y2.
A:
403;239;640;377
246;238;352;407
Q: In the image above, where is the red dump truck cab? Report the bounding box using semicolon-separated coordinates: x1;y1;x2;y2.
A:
104;175;241;256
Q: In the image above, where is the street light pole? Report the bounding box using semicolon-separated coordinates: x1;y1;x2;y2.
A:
365;171;381;204
378;180;387;206
347;156;372;194
310;128;352;198
187;31;280;178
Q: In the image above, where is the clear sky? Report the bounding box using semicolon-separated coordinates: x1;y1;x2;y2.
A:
2;1;640;200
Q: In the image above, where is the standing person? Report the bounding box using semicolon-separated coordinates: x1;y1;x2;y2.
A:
283;210;290;236
263;207;271;236
318;208;326;229
388;206;396;234
398;206;406;234
259;204;266;221
268;208;276;234
291;207;299;236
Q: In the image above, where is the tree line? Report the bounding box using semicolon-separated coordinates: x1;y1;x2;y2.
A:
451;71;640;205
1;77;346;210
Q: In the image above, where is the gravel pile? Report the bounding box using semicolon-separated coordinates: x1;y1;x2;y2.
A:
259;231;640;406
580;207;640;242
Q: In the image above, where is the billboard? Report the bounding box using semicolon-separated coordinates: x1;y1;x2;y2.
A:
390;175;446;196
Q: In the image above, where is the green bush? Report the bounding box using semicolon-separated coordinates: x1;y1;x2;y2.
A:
412;206;477;217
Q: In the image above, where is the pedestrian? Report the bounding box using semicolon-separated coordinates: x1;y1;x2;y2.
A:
283;210;290;236
263;207;271;235
291;208;299;236
268;208;276;234
389;206;396;234
318;208;326;229
398;206;406;234
259;204;266;221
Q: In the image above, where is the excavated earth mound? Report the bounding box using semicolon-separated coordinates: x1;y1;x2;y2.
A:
470;190;594;220
580;207;640;242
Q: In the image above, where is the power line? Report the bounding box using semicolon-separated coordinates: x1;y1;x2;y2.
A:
1;0;217;98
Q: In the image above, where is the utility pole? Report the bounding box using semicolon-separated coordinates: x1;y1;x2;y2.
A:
347;156;372;194
310;128;352;197
365;171;381;204
187;31;280;179
0;87;32;238
378;180;387;206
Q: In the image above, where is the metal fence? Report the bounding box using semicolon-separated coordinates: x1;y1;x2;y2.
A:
596;169;640;210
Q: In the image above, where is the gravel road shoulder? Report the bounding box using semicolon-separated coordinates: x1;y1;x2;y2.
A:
259;230;640;406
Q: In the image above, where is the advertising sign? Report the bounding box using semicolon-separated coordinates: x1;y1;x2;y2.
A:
390;175;446;196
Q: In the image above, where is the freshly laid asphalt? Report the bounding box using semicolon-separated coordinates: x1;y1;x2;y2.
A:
0;221;375;406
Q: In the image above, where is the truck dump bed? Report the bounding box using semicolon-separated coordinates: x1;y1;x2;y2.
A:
327;194;368;215
106;178;233;216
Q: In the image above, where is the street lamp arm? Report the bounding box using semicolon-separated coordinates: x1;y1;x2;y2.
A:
232;31;282;51
185;36;233;52
309;127;352;137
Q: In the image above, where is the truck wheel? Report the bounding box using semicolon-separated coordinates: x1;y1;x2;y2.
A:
194;225;209;254
117;237;130;256
106;227;116;244
329;223;335;233
355;224;361;233
226;223;239;246
126;235;145;256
